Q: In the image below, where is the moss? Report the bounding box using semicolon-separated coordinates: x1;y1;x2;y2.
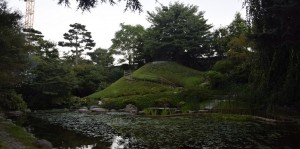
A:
0;140;7;148
0;122;38;149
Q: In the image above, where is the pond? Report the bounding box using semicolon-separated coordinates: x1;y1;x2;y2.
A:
19;111;300;149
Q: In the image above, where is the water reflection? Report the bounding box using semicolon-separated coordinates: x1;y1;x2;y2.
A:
73;144;96;149
111;136;129;149
72;136;129;149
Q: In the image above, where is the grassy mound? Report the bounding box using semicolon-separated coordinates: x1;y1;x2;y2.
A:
131;61;205;87
87;61;210;110
88;77;173;99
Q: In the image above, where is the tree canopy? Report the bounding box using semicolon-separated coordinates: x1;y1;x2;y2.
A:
58;0;142;11
0;0;28;111
244;0;300;107
110;23;145;67
0;0;27;89
144;2;212;66
58;23;96;66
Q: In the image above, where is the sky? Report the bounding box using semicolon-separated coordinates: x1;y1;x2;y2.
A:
8;0;245;49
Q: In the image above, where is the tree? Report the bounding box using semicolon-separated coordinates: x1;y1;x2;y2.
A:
110;23;145;68
227;13;248;38
212;13;251;85
0;0;29;111
0;0;28;89
212;27;229;58
87;47;114;67
144;2;212;66
20;39;76;109
58;23;95;66
244;0;300;108
212;13;249;58
57;0;142;11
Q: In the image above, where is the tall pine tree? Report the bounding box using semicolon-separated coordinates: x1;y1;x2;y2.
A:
59;23;95;66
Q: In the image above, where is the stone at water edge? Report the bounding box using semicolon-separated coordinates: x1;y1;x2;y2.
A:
7;111;23;117
124;104;138;114
78;108;90;113
138;111;145;115
36;139;52;149
89;105;99;110
98;101;103;105
90;108;108;113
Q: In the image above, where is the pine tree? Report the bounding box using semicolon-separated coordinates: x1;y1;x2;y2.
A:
59;23;95;66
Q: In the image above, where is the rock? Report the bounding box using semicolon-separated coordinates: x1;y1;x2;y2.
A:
36;139;52;149
98;101;103;105
90;108;108;113
175;110;181;114
89;105;99;110
25;109;31;113
200;81;210;87
110;109;116;112
138;111;145;115
188;110;195;114
7;111;23;117
78;108;90;113
124;104;138;114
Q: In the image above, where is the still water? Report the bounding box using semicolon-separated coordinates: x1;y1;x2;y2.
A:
18;111;300;149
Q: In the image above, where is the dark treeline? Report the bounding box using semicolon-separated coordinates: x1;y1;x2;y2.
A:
1;0;300;113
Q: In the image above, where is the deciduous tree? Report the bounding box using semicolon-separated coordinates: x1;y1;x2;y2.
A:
87;47;114;67
110;23;145;68
144;2;212;66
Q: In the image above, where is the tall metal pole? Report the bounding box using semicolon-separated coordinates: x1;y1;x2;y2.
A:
24;0;35;29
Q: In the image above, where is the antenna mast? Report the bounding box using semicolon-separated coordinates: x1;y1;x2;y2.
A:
24;0;35;29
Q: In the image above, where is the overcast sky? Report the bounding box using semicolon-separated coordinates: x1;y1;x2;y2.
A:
8;0;245;49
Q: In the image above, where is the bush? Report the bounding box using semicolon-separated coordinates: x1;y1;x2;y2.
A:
212;60;234;73
0;90;27;111
154;98;173;107
206;71;225;89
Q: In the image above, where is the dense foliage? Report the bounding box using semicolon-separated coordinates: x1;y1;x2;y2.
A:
2;0;300;114
244;0;300;109
145;2;212;67
110;24;146;68
58;0;142;11
0;0;28;111
58;23;95;66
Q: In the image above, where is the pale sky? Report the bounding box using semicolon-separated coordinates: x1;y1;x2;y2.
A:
8;0;245;49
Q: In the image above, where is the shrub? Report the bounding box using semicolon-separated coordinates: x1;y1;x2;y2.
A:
212;60;234;73
206;71;225;89
154;98;173;107
0;90;27;111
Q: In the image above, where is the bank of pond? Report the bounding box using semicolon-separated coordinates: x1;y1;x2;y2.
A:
6;110;299;149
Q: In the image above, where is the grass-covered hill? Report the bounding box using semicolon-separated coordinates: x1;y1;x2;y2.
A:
87;61;212;110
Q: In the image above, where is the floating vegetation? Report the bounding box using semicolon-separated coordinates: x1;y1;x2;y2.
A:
30;112;300;149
